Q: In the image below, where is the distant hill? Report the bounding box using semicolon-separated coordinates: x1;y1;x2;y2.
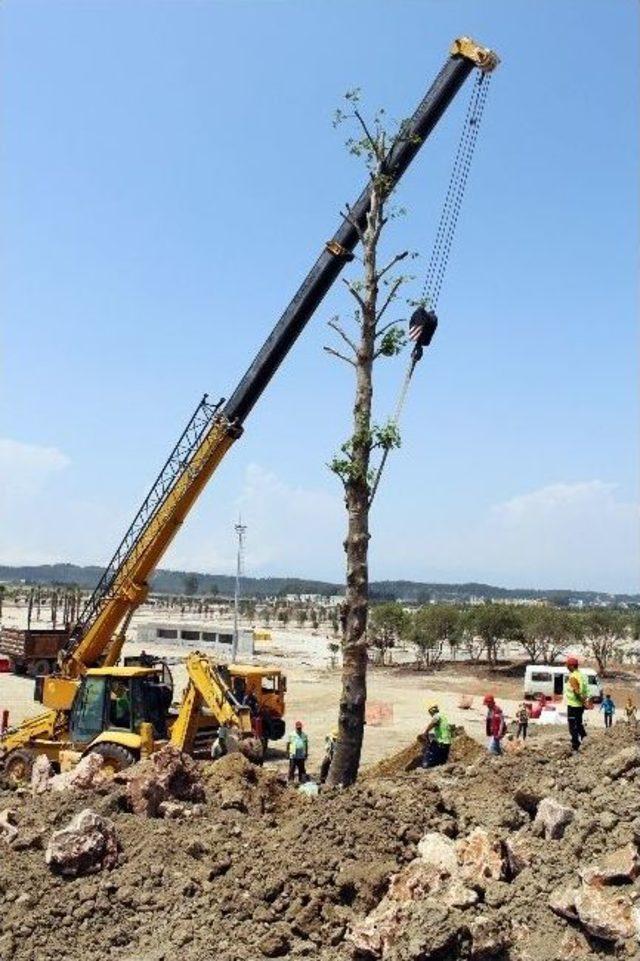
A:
0;563;637;605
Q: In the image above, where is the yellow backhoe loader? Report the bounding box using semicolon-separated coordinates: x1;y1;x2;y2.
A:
1;652;286;781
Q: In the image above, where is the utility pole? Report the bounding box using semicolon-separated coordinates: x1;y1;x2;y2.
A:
232;517;247;662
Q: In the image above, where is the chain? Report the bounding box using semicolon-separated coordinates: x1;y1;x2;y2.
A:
421;71;491;310
369;72;491;507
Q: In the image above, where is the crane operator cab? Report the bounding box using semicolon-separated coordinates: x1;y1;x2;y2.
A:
67;666;174;772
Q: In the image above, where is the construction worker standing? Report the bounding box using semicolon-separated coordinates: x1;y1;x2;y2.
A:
483;694;506;755
319;728;338;783
565;655;588;751
287;720;309;784
600;693;616;729
421;702;452;768
624;697;637;728
515;703;529;741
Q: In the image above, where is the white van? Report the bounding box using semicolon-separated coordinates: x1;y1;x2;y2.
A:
524;664;603;703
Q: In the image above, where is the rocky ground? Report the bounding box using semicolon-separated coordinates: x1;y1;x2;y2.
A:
1;725;639;961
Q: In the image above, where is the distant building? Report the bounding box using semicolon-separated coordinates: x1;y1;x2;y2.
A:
282;593;344;607
136;621;254;659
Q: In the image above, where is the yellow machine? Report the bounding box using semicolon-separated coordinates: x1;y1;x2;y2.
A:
1;653;286;781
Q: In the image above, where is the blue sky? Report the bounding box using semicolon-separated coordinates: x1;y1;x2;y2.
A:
1;1;638;592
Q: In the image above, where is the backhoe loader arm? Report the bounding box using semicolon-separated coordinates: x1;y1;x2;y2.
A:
169;653;253;753
54;37;497;680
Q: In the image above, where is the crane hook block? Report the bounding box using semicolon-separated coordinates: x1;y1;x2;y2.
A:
409;306;438;348
409;306;438;363
450;37;500;73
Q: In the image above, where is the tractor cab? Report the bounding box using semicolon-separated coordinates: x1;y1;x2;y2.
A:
69;666;173;748
227;665;287;742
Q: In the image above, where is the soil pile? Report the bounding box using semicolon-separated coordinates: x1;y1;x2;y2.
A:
0;725;638;961
363;727;483;778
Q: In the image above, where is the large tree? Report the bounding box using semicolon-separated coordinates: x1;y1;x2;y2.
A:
411;604;460;669
579;608;627;675
468;603;523;667
368;602;410;665
326;94;418;786
518;606;580;664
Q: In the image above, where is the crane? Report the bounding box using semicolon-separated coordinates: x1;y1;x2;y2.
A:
0;37;498;780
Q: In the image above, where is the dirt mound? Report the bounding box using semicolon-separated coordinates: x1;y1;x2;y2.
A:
0;725;638;961
201;752;297;815
364;727;483;778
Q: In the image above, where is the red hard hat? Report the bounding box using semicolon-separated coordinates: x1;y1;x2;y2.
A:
566;656;579;669
483;694;495;707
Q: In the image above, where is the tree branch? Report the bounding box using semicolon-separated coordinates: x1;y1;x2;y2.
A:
341;204;365;244
353;108;382;160
377;250;408;281
375;278;403;325
323;345;356;367
341;277;366;313
328;318;357;353
374;317;402;341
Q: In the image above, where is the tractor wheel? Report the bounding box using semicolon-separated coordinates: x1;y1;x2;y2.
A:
88;743;137;776
4;748;36;784
33;659;51;676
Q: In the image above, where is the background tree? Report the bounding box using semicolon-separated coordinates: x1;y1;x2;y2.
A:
277;608;290;629
468;603;523;667
240;599;256;622
411;604;460;669
326;93;418;787
457;608;485;663
518;606;579;664
183;573;199;596
368;602;410;666
328;641;341;669
579;608;626;675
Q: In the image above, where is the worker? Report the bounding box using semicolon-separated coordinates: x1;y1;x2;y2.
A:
624;697;637;727
232;677;247;704
211;724;228;760
600;692;616;729
287;720;309;784
110;681;131;728
319;728;338;783
565;655;588;751
515;703;529;741
483;694;506;755
421;702;452;768
139;649;154;667
242;690;260;716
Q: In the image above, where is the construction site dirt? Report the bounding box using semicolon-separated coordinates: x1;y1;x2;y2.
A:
1;723;639;961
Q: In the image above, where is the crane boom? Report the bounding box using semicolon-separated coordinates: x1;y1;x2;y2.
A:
62;37;498;679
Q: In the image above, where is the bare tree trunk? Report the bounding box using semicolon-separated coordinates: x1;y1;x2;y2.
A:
327;192;378;787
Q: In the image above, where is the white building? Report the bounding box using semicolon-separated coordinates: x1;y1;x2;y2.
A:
136;621;254;660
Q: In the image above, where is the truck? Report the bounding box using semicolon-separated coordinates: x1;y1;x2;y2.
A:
0;627;71;677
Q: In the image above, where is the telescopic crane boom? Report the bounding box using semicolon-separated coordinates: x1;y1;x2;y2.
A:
44;37;499;690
